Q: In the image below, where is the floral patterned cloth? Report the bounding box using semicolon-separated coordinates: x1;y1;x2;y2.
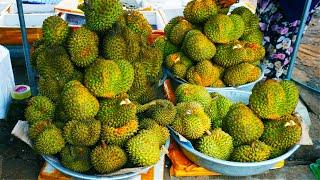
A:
257;0;320;78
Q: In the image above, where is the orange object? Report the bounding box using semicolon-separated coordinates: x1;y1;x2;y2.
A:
148;30;164;45
168;141;220;177
38;162;71;180
163;79;176;104
0;28;42;45
141;167;154;180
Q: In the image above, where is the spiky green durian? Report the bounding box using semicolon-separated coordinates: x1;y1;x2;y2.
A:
139;118;169;146
60;145;92;172
172;102;211;140
123;27;141;62
164;16;185;35
223;103;264;146
231;6;259;35
223;63;261;86
79;0;123;32
172;63;190;79
280;80;299;114
127;63;158;104
64;118;101;146
229;14;245;40
203;14;234;43
84;59;134;98
186;60;220;87
28;120;53;140
169;20;193;45
34;126;65;155
231;140;271;162
210;79;225;87
183;0;218;24
125;10;152;38
249;79;287;120
97;95;136;128
42;16;70;46
30;39;45;69
205;93;233;128
126;130;161;166
103;32;126;60
153;36;179;57
245;42;266;63
165;52;193;79
91;143;127;173
36;46;75;80
38;78;62;103
39;70;82;103
115;59;135;93
214;41;265;68
138;99;176;126
197;128;233;160
261;114;302;158
101;119;138;146
68;27;99;67
61;80;99;121
138;46;163;83
240;28;263;44
25;96;55;124
92;59;120;97
175;83;212;108
182;30;216;62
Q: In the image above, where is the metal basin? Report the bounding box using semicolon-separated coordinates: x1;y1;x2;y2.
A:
42;140;170;180
169;89;301;176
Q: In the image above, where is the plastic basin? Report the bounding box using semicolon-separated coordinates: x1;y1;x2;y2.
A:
169;89;301;176
164;66;265;92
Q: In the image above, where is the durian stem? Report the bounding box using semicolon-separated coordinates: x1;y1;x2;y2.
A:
205;130;212;135
101;140;107;148
137;100;157;113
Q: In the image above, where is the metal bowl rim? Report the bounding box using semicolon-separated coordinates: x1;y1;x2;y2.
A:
170;128;301;167
164;66;264;90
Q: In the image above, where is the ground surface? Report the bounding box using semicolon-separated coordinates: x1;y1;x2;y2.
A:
1;8;319;180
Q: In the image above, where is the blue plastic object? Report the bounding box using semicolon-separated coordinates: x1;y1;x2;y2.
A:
169;89;301;176
42;140;170;180
164;66;265;92
286;0;312;80
15;0;37;95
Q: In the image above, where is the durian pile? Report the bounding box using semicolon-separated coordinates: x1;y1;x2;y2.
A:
26;0;177;175
160;0;265;87
171;80;302;162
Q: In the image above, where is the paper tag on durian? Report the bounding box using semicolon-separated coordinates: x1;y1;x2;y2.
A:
228;0;257;14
